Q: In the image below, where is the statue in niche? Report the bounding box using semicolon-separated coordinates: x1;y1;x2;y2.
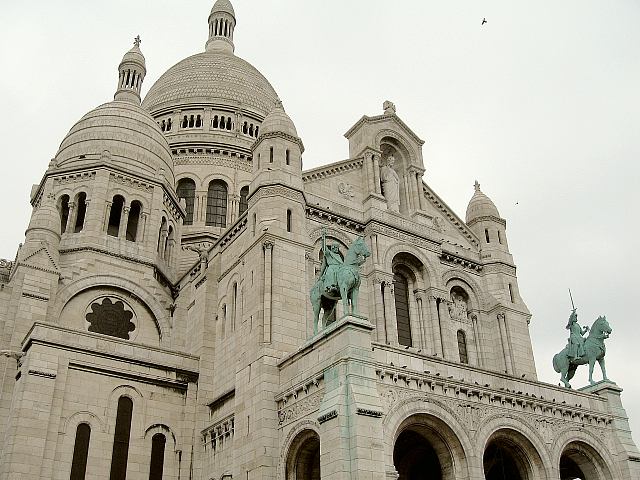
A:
380;155;400;212
449;290;469;322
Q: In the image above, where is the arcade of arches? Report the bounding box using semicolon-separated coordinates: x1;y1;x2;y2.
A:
284;417;612;479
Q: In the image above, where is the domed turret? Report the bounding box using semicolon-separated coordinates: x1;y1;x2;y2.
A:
465;181;508;251
466;181;500;223
206;0;236;53
115;36;146;104
259;101;299;138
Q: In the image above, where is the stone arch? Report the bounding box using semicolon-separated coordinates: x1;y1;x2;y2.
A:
62;410;106;434
382;242;439;288
375;129;419;165
144;424;179;480
477;415;551;480
553;430;617;480
278;420;321;480
54;275;171;341
442;270;487;312
383;396;473;479
201;172;234;189
308;226;352;249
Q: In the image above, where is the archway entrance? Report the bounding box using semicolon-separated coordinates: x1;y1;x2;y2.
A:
394;429;442;480
482;429;545;480
285;429;320;480
393;413;467;480
560;441;613;480
483;440;525;480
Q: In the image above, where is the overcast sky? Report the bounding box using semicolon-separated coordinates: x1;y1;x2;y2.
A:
1;0;639;446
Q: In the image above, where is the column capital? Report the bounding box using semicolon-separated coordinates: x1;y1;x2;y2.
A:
263;240;274;251
497;312;506;321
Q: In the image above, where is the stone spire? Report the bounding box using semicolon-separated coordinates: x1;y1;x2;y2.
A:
206;0;236;53
114;36;146;104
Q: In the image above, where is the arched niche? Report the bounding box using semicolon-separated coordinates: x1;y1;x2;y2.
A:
380;135;413;214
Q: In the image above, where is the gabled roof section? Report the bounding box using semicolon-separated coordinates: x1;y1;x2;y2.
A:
344;113;425;146
302;157;363;183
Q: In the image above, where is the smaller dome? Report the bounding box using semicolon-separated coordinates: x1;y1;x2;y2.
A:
55;101;175;183
211;0;235;17
260;101;298;137
121;43;146;68
465;181;500;223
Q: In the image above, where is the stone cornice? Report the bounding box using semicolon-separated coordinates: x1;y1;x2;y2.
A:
302;158;364;183
467;215;506;227
305;206;365;233
422;183;479;247
344;113;425;146
252;131;305;153
440;251;483;272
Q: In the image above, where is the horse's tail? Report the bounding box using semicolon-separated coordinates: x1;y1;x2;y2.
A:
552;353;562;373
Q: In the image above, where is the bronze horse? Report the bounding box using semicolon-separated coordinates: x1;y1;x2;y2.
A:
309;237;370;335
553;315;612;388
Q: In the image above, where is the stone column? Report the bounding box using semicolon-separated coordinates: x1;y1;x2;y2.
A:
365;152;375;195
416;173;426;210
471;313;483;367
305;251;315;337
407;168;419;212
373;277;386;343
81;198;91;231
65;201;76;233
118;206;129;239
373;154;381;195
497;312;513;374
382;280;398;345
263;241;273;344
408;289;422;348
137;212;147;243
103;201;112;232
415;290;430;351
431;296;445;358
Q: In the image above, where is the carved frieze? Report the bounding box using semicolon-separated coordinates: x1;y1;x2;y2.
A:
109;172;154;193
54;171;96;185
278;391;323;427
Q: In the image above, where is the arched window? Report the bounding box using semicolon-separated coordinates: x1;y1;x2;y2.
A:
188;115;194;128
239;186;249;216
166;118;172;131
485;228;490;243
393;273;412;347
74;192;87;233
220;117;226;129
457;330;468;364
269;146;274;163
176;178;196;225
149;433;166;480
206;180;228;227
252;213;256;235
227;119;232;130
161;120;166;132
126;201;142;241
286;209;292;232
108;195;125;237
181;116;188;129
212;115;219;128
59;194;70;234
242;121;248;134
497;230;502;244
248;124;254;136
255;126;259;137
69;423;91;480
286;149;290;166
195;115;202;128
109;396;133;480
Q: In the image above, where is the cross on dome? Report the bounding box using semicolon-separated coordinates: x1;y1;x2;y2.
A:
134;35;142;47
474;180;481;192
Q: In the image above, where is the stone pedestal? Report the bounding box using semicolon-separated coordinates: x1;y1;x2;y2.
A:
311;315;386;480
580;381;640;479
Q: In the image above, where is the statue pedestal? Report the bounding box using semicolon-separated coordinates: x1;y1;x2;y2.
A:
580;381;640;479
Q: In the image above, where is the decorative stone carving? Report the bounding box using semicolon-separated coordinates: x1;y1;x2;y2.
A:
338;182;355;198
85;297;135;339
278;391;323;426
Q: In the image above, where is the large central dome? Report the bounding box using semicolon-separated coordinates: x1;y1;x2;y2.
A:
142;51;278;116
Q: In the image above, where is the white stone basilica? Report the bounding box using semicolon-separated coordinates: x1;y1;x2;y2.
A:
1;1;638;479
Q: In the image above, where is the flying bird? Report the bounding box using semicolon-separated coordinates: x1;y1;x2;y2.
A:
482;18;487;25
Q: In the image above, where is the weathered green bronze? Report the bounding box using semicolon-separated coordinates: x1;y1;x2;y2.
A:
310;230;371;335
553;312;612;388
